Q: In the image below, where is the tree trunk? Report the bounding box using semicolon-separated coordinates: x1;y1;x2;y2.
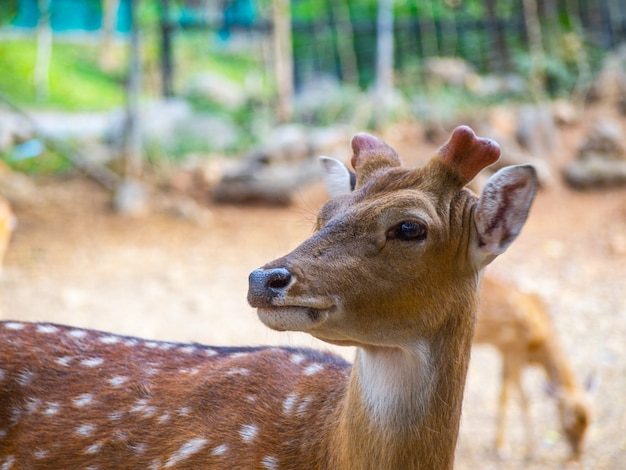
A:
329;0;358;85
272;0;293;123
160;0;174;98
522;0;545;101
35;0;52;102
374;0;394;128
124;0;143;179
100;0;121;71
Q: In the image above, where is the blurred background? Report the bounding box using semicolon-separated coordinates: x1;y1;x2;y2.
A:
0;1;625;468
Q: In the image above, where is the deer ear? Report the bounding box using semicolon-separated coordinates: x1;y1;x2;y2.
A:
320;156;355;197
472;164;538;267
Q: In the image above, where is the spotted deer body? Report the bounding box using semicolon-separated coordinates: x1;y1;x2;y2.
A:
0;127;537;469
0;321;350;469
474;275;592;461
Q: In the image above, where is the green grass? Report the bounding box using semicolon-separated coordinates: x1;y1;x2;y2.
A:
0;33;267;111
0;38;125;110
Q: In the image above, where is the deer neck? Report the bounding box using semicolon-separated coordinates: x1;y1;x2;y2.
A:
539;336;578;392
331;310;475;470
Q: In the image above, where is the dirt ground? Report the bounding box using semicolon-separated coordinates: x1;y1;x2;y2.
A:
1;104;625;469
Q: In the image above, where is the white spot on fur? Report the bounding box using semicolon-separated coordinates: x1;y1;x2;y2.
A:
130;398;156;417
81;357;104;368
34;450;49;459
240;424;258;443
0;370;4;381
9;407;21;425
1;455;15;470
211;444;228;456
158;412;171;423
303;363;324;376
124;338;139;347
290;353;305;364
4;322;24;330
145;342;159;349
230;352;249;359
164;437;208;467
132;442;147;454
36;324;59;334
44;402;60;415
25;397;41;413
179;346;196;354
84;442;103;454
17;370;33;386
108;410;123;421
68;329;88;339
204;349;218;357
108;376;128;387
76;424;96;437
73;393;93;407
227;368;250;376
297;395;313;415
100;335;119;345
56;356;73;367
177;407;190;416
0;430;6;438
283;392;298;414
261;455;279;470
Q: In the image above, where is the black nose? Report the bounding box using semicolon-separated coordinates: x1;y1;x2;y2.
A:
247;267;292;307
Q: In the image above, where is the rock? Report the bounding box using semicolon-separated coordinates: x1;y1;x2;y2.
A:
424;57;478;88
577;119;626;161
563;158;626;189
113;179;150;216
213;158;320;206
563;119;626;189
212;125;352;206
106;99;243;155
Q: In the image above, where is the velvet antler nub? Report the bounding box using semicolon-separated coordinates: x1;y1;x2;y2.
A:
437;126;501;184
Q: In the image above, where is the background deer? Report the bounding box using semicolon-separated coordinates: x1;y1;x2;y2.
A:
0;126;537;469
474;275;593;461
0;196;15;270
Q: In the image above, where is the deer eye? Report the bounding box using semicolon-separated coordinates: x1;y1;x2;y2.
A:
387;221;428;241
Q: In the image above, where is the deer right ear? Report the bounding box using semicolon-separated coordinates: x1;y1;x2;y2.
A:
320;156;355;197
472;164;538;267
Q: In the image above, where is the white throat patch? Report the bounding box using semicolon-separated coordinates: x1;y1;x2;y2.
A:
357;340;436;430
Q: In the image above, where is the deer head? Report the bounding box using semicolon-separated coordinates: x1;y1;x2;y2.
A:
248;126;537;348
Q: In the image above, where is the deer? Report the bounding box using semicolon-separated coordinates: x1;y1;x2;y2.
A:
0;196;16;270
474;275;593;461
0;126;537;469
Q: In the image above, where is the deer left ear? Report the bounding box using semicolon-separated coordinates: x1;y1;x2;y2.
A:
320;156;355;197
471;164;538;267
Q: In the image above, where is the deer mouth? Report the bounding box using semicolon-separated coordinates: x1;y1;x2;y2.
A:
257;306;330;332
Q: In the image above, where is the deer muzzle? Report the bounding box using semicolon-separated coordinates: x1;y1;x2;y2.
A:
248;267;333;332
